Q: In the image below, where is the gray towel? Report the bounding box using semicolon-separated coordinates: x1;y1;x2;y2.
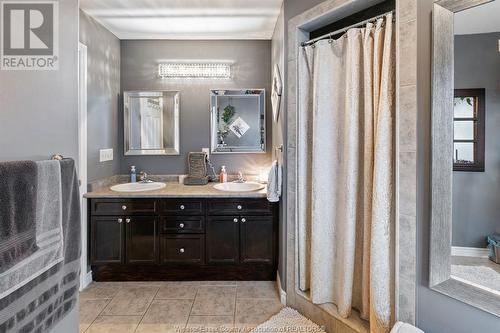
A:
59;158;81;263
0;159;81;333
0;160;63;299
184;152;209;186
188;152;208;178
0;161;38;274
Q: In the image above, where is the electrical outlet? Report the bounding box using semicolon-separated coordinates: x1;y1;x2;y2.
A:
99;149;113;162
202;148;210;159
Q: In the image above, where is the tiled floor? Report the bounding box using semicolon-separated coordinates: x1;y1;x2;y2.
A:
79;281;283;333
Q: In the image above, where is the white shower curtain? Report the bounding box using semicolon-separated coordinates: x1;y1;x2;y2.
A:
297;14;395;333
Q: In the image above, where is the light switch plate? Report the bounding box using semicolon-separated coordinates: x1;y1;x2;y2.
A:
202;148;210;159
99;149;113;162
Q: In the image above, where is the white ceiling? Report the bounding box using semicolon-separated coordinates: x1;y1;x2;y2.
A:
79;0;283;40
454;0;500;35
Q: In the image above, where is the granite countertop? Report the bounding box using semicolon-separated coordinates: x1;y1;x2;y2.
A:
84;179;268;199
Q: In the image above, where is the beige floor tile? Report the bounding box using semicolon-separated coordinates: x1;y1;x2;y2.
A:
142;299;193;325
236;281;278;299
185;315;234;333
80;282;121;300
79;299;110;332
136;324;185;333
191;286;236;316
101;286;159;316
234;298;283;325
86;315;141;333
156;282;199;299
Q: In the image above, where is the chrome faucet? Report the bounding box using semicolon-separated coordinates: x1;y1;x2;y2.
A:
234;171;245;183
138;171;152;183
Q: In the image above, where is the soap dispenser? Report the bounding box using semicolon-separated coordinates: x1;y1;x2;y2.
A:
130;166;137;183
219;166;228;183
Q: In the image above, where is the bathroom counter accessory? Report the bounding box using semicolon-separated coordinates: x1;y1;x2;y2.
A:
85;181;267;199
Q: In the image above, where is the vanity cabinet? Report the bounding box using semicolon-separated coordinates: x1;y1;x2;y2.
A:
126;216;159;264
91;216;124;264
90;215;158;265
88;197;277;281
206;216;240;264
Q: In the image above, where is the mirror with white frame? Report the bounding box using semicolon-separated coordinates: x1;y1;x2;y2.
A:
124;90;180;155
431;0;500;317
210;89;266;153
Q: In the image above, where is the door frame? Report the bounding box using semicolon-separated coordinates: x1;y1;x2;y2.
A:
78;42;91;290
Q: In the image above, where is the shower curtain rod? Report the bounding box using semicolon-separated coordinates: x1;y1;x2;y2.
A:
301;9;395;47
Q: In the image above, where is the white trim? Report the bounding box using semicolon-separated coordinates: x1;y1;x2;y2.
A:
451;246;489;258
80;271;93;291
276;272;287;305
78;42;88;291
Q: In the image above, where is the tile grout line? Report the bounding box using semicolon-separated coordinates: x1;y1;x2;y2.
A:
232;284;238;328
132;286;161;333
185;284;200;333
82;297;113;333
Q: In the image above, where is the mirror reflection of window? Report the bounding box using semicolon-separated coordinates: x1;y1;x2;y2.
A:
452;89;485;171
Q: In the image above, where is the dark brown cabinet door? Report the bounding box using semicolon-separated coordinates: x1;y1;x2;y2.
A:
206;216;239;264
126;216;159;264
240;216;274;264
91;216;124;264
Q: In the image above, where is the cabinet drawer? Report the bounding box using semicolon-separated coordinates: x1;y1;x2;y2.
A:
91;199;157;215
161;235;205;264
207;199;273;215
161;216;205;234
161;199;204;215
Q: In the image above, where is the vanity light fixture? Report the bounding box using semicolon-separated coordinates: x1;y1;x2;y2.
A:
158;63;231;79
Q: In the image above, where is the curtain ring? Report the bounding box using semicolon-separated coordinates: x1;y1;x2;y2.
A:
328;34;333;44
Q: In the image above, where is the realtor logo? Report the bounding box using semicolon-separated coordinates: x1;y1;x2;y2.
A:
1;1;59;70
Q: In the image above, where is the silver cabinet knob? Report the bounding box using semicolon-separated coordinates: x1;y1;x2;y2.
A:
121;205;127;211
179;223;185;228
125;218;131;224
233;218;239;223
241;218;246;223
117;218;123;223
237;205;242;210
180;205;185;210
179;248;185;253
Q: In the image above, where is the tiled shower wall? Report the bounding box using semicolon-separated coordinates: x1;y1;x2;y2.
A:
283;0;418;331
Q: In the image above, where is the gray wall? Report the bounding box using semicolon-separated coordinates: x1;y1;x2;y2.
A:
79;10;121;183
0;0;80;332
452;32;500;248
271;3;286;287
120;40;272;176
417;1;500;332
0;0;79;164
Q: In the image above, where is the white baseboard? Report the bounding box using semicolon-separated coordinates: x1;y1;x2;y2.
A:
276;271;287;305
451;246;489;258
80;271;93;291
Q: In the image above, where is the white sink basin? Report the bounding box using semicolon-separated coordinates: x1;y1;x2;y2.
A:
110;182;166;192
213;182;265;192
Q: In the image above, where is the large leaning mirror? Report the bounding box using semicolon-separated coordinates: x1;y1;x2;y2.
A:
210;89;266;153
431;0;500;317
124;91;180;155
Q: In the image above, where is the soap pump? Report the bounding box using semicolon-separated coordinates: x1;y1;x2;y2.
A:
130;166;137;183
219;166;228;183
